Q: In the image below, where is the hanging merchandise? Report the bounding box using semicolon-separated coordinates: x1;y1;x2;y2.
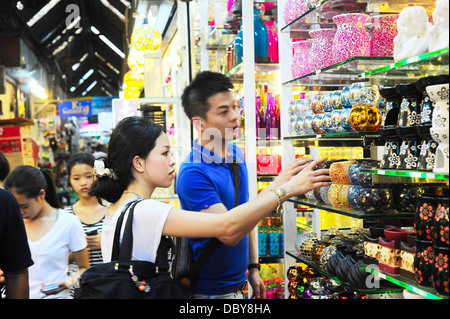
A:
127;47;145;71
131;21;163;51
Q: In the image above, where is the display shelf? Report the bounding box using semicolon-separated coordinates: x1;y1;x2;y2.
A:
286;131;382;148
286;250;404;295
360;168;450;182
360;47;450;86
0;117;35;126
366;0;437;14
285;131;380;139
288;198;415;219
282;56;393;89
226;61;279;78
361;264;448;299
280;0;369;38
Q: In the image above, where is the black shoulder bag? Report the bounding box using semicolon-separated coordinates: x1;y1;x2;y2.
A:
173;161;240;287
74;200;193;299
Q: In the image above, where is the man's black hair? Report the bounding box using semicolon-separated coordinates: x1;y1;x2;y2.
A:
181;71;234;120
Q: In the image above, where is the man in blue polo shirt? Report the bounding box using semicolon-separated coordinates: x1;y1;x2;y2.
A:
177;71;314;298
176;71;261;298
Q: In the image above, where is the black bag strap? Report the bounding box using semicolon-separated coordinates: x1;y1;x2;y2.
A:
182;161;240;283
111;199;175;270
111;200;140;262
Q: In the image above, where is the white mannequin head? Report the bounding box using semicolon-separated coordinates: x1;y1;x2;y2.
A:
397;6;429;36
432;0;449;26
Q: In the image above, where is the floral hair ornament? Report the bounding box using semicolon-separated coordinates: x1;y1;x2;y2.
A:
93;160;118;180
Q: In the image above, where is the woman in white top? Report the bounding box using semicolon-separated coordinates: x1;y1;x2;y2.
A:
4;166;89;299
89;116;331;265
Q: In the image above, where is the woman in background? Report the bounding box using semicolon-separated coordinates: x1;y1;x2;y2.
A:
4;166;89;299
67;152;107;266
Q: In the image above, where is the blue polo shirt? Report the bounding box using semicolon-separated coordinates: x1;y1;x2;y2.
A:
176;140;249;295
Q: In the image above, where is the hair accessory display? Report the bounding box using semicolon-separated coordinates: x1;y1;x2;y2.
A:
93;160;118;180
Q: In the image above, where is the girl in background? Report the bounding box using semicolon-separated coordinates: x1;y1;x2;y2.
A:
4;166;89;299
67;152;107;266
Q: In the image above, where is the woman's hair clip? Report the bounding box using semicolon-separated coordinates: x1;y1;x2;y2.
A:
93;160;118;180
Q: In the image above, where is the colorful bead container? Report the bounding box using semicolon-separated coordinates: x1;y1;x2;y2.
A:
332;13;371;62
370;14;399;57
291;40;312;78
309;28;337;71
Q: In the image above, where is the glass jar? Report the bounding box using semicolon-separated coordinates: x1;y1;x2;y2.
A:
291;40;312;78
349;84;383;132
358;186;392;214
332;13;371;62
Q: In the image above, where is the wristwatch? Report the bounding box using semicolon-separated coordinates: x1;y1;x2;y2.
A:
271;187;286;218
248;263;261;271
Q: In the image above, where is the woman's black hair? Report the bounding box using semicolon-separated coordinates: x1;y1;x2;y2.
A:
67;152;95;180
4;165;62;208
88;116;165;203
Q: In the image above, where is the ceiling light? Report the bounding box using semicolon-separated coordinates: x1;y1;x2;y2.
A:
99;34;125;58
26;0;61;27
82;69;94;81
91;26;100;34
86;80;97;93
29;80;48;99
100;0;125;22
72;62;80;71
16;1;24;11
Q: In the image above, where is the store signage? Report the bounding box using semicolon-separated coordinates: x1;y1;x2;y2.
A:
58;99;92;118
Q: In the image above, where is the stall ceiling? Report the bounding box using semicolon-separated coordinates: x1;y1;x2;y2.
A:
0;0;176;99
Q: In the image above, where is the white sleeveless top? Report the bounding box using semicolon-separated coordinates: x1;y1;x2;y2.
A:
101;197;172;263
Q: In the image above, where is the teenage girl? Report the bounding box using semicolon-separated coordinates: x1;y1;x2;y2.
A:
4;166;89;299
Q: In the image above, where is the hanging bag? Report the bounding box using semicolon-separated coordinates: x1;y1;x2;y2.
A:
74;200;193;299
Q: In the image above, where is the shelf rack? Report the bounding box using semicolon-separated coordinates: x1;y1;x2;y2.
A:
360;168;450;184
286;250;404;295
288;198;414;220
361;265;448;299
360;47;450;86
282;56;393;90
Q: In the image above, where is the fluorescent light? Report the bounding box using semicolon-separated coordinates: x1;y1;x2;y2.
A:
100;0;125;22
72;62;80;71
91;26;100;34
86;80;97;93
82;69;94;80
91;26;125;58
70;86;76;92
27;0;61;27
99;34;125;58
29;80;47;99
